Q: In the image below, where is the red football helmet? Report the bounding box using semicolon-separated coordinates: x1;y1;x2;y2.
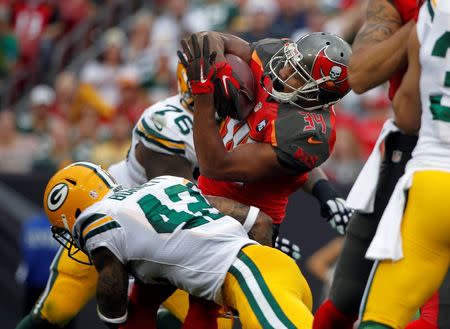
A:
265;32;352;110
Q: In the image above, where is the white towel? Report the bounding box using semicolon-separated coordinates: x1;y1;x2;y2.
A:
346;119;399;212
365;171;414;261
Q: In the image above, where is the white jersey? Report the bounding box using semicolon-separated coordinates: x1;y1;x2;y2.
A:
408;0;450;171
73;176;256;304
366;0;450;261
108;95;196;188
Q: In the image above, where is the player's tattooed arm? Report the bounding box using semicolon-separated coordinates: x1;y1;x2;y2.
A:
205;195;273;246
91;247;128;329
349;0;414;93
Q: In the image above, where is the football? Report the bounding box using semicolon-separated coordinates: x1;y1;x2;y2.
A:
221;53;256;120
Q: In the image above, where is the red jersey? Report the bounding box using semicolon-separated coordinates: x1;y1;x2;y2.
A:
199;39;336;223
388;0;425;99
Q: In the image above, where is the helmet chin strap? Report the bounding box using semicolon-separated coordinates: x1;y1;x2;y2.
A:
61;214;71;233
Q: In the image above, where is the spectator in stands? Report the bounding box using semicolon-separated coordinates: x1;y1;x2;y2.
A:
0;109;39;174
322;122;364;184
11;0;63;72
52;71;114;123
146;47;177;103
32;118;72;173
116;66;150;124
184;0;240;33
237;0;279;43
124;10;155;87
80;27;125;108
91;114;131;168
151;0;191;53
356;86;392;157
25;84;55;138
71;105;99;162
0;6;19;81
270;0;310;38
57;0;92;32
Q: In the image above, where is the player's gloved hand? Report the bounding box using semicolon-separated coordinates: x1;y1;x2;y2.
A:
312;179;353;235
177;34;219;95
275;236;301;260
214;75;240;119
321;197;353;235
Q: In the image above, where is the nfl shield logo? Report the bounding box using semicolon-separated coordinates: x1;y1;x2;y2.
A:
392;150;402;163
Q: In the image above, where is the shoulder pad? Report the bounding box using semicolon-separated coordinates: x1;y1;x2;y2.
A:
134;107;187;156
273;105;336;172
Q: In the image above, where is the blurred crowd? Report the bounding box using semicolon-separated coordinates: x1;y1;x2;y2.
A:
0;0;393;186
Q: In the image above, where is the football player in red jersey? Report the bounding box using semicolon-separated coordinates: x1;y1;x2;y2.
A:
178;31;354;242
313;1;450;329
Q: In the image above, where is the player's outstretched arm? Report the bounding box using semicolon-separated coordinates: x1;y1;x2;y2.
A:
393;26;421;134
349;0;413;94
205;195;273;246
91;247;128;329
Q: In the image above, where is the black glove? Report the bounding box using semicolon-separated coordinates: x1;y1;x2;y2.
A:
312;179;353;235
275;236;301;261
177;34;218;95
214;78;240;119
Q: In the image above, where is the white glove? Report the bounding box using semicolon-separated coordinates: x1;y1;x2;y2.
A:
322;197;354;235
274;236;301;260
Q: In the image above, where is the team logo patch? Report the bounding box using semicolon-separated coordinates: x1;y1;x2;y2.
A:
47;183;69;211
392;150;402;163
311;47;349;95
257;119;267;132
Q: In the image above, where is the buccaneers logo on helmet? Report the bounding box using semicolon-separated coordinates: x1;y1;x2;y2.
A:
311;47;349;96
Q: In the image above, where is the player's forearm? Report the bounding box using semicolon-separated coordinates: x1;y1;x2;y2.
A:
392;28;421;134
92;249;128;328
301;167;328;195
193;94;232;178
349;20;413;94
205;195;273;246
393;87;421;134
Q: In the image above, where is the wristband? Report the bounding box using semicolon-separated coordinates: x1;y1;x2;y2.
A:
243;206;260;232
311;179;340;205
97;306;128;325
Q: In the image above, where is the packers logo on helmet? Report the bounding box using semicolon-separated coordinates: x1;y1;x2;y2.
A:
43;162;117;264
47;183;69;211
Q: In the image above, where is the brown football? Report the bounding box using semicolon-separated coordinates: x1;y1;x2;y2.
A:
224;53;256;120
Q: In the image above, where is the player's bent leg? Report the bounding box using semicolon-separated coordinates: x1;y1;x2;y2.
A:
162;289;233;329
360;171;450;329
223;245;313;329
29;247;98;327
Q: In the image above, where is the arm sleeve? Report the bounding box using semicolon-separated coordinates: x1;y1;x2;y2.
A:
77;214;127;264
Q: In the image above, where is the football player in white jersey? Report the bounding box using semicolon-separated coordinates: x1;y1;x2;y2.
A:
15;65;273;329
358;1;450;328
43;162;314;329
